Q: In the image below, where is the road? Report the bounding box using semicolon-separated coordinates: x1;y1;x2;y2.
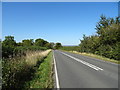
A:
53;50;118;88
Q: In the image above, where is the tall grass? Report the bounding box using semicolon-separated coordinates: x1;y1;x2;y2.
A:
25;50;51;66
2;50;51;89
25;52;53;89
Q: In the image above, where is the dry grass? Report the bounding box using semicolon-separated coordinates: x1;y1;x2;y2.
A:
25;51;53;88
25;50;51;66
69;51;120;64
2;49;51;89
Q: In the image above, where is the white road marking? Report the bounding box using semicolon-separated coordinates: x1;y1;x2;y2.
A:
61;52;103;71
53;51;60;89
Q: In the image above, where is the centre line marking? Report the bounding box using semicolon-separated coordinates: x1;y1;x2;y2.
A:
61;52;103;71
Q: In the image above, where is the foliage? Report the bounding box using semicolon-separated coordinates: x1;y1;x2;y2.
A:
22;39;34;46
45;42;54;49
1;36;54;89
35;38;48;47
79;35;100;53
79;16;120;60
2;50;51;89
2;46;48;58
2;36;16;47
2;36;52;58
2;46;15;58
55;42;62;49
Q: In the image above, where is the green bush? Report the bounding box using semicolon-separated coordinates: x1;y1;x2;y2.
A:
2;46;15;58
78;16;120;60
2;46;48;59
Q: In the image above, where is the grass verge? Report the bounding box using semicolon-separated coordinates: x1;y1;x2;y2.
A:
24;51;53;89
2;50;51;89
62;50;120;64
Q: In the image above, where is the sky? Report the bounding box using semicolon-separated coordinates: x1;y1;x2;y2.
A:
2;2;118;45
2;0;119;2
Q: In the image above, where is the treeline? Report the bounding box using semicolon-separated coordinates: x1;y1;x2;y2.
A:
79;15;120;60
2;36;62;58
61;46;80;51
62;15;120;60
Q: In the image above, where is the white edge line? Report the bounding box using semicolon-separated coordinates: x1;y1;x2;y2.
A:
72;52;118;66
62;51;118;66
53;50;60;89
61;52;103;71
80;53;118;66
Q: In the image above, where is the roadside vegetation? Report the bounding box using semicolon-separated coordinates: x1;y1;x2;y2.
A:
2;49;51;89
2;36;54;59
24;51;53;89
61;15;120;62
1;36;62;89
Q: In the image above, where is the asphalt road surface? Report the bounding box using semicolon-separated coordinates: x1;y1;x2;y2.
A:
53;50;118;88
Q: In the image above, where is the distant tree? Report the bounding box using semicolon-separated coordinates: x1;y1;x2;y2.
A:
22;39;33;46
45;42;55;49
17;42;23;46
45;43;52;49
55;43;62;49
35;38;48;47
50;42;55;48
2;36;16;47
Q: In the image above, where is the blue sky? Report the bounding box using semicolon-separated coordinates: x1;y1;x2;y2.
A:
2;2;118;45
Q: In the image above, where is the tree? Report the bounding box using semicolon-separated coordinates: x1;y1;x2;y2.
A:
2;36;16;47
55;43;62;49
79;16;120;60
45;42;55;49
22;39;33;46
95;16;120;45
45;43;52;49
17;42;23;46
50;42;55;48
2;36;16;58
96;15;120;36
35;38;48;47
